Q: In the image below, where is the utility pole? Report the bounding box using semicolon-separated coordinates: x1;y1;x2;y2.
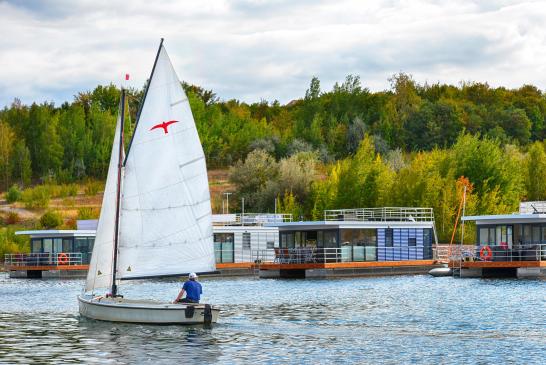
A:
223;192;232;214
242;197;245;226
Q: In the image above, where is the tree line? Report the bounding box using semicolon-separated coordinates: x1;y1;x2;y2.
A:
1;73;545;191
230;133;546;242
2;74;546;242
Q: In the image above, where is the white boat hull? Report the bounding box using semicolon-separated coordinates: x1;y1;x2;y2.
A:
78;295;219;325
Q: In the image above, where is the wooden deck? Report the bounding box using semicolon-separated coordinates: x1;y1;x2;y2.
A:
257;260;437;271
451;261;545;269
7;265;89;271
216;262;255;269
9;260;441;273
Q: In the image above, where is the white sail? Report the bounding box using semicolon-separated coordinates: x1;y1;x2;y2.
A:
85;110;123;292
117;45;215;279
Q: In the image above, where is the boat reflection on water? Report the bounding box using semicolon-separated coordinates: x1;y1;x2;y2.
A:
77;317;223;364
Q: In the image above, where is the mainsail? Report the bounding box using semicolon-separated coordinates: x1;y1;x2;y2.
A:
117;44;215;279
85;109;123;292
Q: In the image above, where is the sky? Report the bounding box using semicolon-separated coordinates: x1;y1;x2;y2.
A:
1;0;545;108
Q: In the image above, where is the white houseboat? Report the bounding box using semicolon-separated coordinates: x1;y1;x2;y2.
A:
456;201;546;278
5;220;96;278
259;207;440;278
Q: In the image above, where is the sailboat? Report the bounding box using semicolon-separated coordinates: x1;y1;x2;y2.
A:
78;39;220;324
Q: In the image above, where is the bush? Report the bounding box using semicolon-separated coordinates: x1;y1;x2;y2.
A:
5;212;20;225
40;210;63;229
77;207;99;220
58;184;78;198
0;227;29;258
21;186;51;209
84;181;103;196
5;185;22;203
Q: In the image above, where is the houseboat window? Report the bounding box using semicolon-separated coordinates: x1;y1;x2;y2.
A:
479;228;489;245
323;231;338;248
317;231;324;247
385;229;393;247
304;231;317;247
408;237;417;246
522;225;532;244
423;229;433;246
341;229;352;246
267;240;275;249
280;232;295;249
43;238;53;253
53;238;62;253
489;227;495;244
542;225;546;243
532;225;541;244
479;226;513;247
295;232;302;247
62;238;72;252
213;233;234;263
242;232;251;250
341;229;377;246
513;224;522;244
74;237;88;253
31;238;42;253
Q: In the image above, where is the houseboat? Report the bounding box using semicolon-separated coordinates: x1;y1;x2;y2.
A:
5;215;288;278
259;207;441;278
5;208;443;279
456;201;546;278
211;213;288;274
5;220;96;278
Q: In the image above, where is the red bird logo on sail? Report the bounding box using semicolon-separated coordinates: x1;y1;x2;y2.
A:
150;120;179;134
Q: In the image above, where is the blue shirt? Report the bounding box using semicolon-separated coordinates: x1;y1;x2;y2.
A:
183;280;202;301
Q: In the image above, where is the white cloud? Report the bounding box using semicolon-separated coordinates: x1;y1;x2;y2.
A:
0;0;545;107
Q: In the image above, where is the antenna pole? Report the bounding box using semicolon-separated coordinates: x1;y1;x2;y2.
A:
124;38;164;165
111;89;126;297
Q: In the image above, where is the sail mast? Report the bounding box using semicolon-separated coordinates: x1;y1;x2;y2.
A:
111;88;126;297
124;38;164;165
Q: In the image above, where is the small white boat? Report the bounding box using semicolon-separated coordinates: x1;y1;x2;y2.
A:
78;295;219;324
78;39;219;325
428;267;453;277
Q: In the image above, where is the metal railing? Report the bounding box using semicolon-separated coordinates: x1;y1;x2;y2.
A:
4;252;83;267
433;244;475;263
450;244;546;262
324;207;435;222
213;213;293;226
214;249;276;264
271;246;432;264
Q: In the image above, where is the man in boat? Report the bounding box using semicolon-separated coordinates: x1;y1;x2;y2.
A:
173;272;202;304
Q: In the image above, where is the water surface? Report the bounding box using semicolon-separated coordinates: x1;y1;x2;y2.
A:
0;273;544;364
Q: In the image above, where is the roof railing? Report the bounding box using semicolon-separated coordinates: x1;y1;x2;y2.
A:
212;213;293;226
324;207;435;222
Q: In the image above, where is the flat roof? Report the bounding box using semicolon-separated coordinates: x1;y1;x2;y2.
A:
462;214;546;223
15;230;96;237
266;220;435;231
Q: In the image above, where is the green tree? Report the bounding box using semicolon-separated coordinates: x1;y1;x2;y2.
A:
40;210;63;229
10;141;32;187
525;142;546;200
0;120;15;189
229;149;279;210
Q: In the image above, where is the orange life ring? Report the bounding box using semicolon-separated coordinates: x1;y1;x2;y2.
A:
480;246;493;261
58;252;69;265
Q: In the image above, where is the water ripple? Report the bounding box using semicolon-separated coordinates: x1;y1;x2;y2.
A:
0;274;544;364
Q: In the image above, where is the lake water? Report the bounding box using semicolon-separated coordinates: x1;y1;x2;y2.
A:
0;273;544;364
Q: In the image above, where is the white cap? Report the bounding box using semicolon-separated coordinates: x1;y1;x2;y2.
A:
189;272;198;279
